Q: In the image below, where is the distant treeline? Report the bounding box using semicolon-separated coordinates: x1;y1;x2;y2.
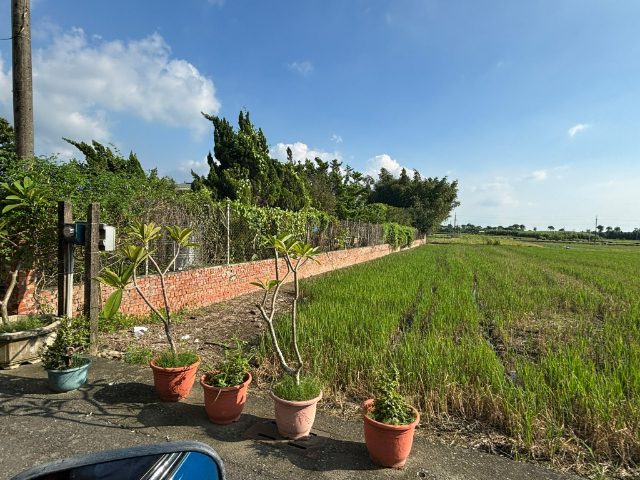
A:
439;223;640;241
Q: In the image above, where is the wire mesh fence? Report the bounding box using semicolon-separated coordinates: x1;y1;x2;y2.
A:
32;202;409;289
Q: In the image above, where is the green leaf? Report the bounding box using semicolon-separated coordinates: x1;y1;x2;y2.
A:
2;204;22;213
103;289;123;319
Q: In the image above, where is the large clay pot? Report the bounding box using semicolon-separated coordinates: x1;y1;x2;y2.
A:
200;372;251;425
361;399;420;468
269;389;322;440
150;356;200;402
46;357;92;392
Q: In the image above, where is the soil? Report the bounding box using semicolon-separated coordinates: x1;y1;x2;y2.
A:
99;285;297;367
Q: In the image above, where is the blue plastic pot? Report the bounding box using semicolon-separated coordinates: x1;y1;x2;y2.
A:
46;357;92;392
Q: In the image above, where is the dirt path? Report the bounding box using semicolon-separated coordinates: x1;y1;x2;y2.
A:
99;285;296;367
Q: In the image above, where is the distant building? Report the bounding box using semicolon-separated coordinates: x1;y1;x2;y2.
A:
176;182;192;191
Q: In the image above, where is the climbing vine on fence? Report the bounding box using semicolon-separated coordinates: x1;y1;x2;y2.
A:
383;223;415;250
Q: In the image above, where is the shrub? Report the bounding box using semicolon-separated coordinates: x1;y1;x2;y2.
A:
370;365;415;426
202;337;252;388
40;315;90;370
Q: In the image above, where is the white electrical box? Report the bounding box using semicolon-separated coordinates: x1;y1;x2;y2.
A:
99;224;116;251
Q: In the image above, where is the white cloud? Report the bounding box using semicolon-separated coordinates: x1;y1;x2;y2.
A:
364;154;414;178
475;177;521;207
568;123;590;137
178;157;210;175
331;134;342;143
287;61;313;76
530;170;548;181
521;165;569;182
270;142;341;163
0;27;221;157
0;53;11;109
496;61;504;68
207;0;224;4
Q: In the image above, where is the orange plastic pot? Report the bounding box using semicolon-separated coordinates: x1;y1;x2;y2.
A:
269;389;322;440
361;399;420;468
150;356;200;402
200;372;251;425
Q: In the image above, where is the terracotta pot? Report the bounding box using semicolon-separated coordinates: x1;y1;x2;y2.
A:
200;372;251;425
361;399;420;468
269;389;322;440
150;356;200;402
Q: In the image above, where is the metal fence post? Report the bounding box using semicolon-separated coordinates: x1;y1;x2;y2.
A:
57;201;72;317
226;201;230;265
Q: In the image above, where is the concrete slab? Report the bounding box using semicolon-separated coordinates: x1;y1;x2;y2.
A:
0;358;583;480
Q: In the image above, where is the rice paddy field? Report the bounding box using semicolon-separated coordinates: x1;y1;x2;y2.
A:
265;243;640;474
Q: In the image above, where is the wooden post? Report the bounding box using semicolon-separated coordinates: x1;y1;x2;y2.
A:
57;201;72;317
84;203;100;355
11;0;34;159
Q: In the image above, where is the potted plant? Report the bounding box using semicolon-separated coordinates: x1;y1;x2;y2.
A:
0;176;61;368
252;233;322;440
200;337;252;425
96;221;200;401
361;365;420;468
40;315;91;392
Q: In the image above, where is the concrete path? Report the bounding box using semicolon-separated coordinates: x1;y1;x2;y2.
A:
0;358;582;480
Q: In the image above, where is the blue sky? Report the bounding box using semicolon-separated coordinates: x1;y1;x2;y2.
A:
1;1;639;231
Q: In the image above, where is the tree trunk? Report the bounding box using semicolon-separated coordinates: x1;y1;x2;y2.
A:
1;263;22;325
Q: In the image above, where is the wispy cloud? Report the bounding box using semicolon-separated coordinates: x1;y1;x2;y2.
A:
568;123;590;137
287;61;313;76
521;165;569;182
496;61;504;68
476;177;521;207
331;134;342;143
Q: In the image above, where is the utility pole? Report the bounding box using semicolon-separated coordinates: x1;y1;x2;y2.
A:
11;0;34;159
595;216;598;244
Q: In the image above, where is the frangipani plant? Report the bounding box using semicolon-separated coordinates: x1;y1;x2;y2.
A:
96;221;198;354
0;176;50;324
251;233;321;386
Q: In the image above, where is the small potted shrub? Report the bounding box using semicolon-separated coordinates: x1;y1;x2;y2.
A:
361;365;420;468
96;221;200;401
0;176;61;368
252;234;322;440
200;337;252;425
40;315;91;392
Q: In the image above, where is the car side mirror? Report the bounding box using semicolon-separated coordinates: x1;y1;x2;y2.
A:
11;441;225;480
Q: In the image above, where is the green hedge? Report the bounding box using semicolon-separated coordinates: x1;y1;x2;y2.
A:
383;223;415;249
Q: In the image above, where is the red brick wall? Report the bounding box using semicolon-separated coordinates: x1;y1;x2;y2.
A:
13;240;425;316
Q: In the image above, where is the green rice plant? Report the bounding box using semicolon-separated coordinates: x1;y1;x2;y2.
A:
260;243;640;469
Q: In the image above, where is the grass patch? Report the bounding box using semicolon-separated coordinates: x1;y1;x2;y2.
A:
0;315;54;334
272;375;321;401
153;349;199;368
124;345;154;366
99;307;192;333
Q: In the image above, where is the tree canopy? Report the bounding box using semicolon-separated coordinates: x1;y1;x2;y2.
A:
194;110;460;233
